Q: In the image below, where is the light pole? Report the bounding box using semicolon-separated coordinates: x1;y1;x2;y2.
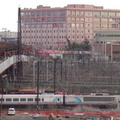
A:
52;57;60;94
0;76;4;120
36;61;40;110
53;58;57;94
46;60;48;82
33;61;37;87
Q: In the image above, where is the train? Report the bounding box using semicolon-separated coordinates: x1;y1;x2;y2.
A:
0;93;119;108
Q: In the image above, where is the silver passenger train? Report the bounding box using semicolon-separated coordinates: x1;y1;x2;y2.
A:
0;93;119;107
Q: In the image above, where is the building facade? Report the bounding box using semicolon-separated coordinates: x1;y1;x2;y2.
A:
21;4;120;50
93;30;120;61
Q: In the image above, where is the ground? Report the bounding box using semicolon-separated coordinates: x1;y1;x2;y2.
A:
1;110;120;120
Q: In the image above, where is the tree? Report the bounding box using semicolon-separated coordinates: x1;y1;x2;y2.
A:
65;38;91;51
80;39;91;51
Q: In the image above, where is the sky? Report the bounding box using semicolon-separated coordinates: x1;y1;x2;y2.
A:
0;0;120;32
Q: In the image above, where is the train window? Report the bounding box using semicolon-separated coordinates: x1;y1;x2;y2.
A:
0;98;4;101
6;98;12;101
20;98;26;102
13;98;19;102
90;93;108;96
35;98;40;101
27;98;33;101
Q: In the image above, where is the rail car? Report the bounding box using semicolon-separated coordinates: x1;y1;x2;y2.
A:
0;94;118;108
0;94;83;106
82;95;117;107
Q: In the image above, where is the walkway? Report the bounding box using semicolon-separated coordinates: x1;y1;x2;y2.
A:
0;55;29;74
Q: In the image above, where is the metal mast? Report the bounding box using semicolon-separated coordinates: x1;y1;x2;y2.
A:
17;7;22;81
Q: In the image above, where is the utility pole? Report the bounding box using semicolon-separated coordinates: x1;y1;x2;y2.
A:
53;57;60;94
17;7;22;82
60;60;62;82
0;76;3;120
37;61;40;110
53;59;57;94
46;60;48;82
33;61;37;87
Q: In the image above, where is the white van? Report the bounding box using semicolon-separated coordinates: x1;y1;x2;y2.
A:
8;108;15;115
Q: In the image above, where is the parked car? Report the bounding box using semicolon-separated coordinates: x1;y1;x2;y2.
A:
8;108;15;115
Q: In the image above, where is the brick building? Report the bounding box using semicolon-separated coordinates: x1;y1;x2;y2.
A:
21;4;120;50
93;30;120;61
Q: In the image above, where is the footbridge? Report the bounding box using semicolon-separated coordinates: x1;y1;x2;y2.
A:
0;55;29;74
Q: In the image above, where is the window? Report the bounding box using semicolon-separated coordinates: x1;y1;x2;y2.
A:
48;23;52;27
93;18;100;22
53;17;57;22
20;98;26;102
67;24;71;27
47;11;52;16
67;10;71;16
36;12;41;16
71;24;75;27
13;98;19;102
94;23;100;28
109;12;116;17
72;17;75;21
58;17;66;21
101;24;108;28
31;12;35;16
101;12;108;17
0;98;4;101
101;18;108;22
116;13;120;17
80;23;84;27
6;98;12;101
27;98;33;101
76;11;79;16
72;11;75;16
42;11;46;16
93;12;101;17
60;11;66;16
80;11;84;16
53;11;58;16
76;24;79;27
35;98;40;101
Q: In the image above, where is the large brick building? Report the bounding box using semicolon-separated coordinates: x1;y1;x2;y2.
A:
21;4;120;50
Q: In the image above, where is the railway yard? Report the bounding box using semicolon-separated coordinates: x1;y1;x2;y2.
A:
1;48;120;120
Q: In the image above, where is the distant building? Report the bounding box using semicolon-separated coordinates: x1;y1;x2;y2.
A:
93;30;120;61
21;4;120;50
0;31;17;43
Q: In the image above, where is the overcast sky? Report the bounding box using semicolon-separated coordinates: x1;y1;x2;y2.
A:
0;0;120;32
